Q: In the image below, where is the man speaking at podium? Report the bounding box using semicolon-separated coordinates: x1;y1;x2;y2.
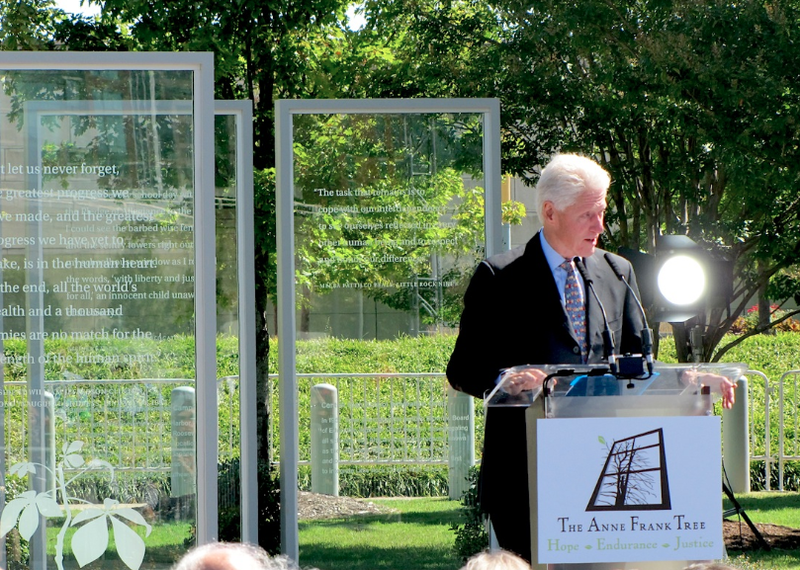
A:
446;153;645;562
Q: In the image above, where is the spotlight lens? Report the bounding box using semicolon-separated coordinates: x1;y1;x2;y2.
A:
657;255;706;306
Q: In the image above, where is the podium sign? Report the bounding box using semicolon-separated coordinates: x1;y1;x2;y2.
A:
536;416;723;564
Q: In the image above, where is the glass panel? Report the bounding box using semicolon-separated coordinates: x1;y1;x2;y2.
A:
0;69;196;570
288;109;487;560
292;112;486;341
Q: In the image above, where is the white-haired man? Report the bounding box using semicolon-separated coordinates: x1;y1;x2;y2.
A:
447;153;646;562
448;153;737;564
448;153;736;563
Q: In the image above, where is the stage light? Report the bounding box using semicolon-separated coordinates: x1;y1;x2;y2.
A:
620;235;731;324
620;235;733;362
652;235;709;323
657;255;706;306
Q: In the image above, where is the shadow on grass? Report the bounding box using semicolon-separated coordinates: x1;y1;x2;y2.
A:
299;506;465;570
300;543;462;570
728;547;800;569
723;491;800;516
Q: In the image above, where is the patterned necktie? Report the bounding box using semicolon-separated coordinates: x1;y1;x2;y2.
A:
560;259;588;362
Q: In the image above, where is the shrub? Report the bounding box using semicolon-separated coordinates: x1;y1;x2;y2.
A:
3;476;31;570
70;470;171;508
298;464;448;497
451;466;488;561
749;460;800;492
729;305;800;335
216;458;281;555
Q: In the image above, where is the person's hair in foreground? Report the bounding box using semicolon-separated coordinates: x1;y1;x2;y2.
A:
682;563;737;570
172;542;298;570
461;549;531;570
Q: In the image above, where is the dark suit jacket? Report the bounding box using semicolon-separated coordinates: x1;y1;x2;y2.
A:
446;232;644;518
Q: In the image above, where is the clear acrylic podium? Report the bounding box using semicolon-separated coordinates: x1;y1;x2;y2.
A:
486;362;747;570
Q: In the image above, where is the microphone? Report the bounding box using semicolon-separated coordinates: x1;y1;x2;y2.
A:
604;253;654;375
573;257;617;374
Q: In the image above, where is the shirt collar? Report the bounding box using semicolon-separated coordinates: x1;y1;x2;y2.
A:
539;229;570;272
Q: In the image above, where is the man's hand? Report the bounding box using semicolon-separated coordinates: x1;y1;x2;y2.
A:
681;370;737;409
501;367;550;396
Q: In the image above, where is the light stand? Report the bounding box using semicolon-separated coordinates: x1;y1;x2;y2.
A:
722;481;769;551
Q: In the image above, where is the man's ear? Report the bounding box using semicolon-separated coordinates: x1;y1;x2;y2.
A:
542;201;556;223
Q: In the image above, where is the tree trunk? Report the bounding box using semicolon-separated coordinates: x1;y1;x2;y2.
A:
671;322;692;363
255;267;273;552
757;268;774;335
255;298;271;462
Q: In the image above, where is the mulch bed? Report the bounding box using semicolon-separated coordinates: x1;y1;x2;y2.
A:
297;491;395;520
723;519;800;551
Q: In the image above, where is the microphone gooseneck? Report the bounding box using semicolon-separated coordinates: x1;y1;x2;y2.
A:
573;257;617;374
604;253;654;374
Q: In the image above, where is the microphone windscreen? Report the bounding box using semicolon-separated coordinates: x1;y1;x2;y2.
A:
604;253;625;281
573;257;592;285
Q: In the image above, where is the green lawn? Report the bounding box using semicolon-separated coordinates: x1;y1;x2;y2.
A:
14;492;800;570
298;494;800;570
299;497;464;570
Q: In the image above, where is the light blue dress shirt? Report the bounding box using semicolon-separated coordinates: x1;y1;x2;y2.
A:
539;229;585;305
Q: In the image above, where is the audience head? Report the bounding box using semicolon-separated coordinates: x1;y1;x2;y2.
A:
461;549;530;570
172;542;296;570
683;563;737;570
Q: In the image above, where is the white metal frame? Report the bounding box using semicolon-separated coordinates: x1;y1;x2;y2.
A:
0;52;218;543
777;369;800;491
275;98;502;560
215;100;258;543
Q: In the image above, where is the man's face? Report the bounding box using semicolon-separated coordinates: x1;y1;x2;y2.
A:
542;186;607;259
